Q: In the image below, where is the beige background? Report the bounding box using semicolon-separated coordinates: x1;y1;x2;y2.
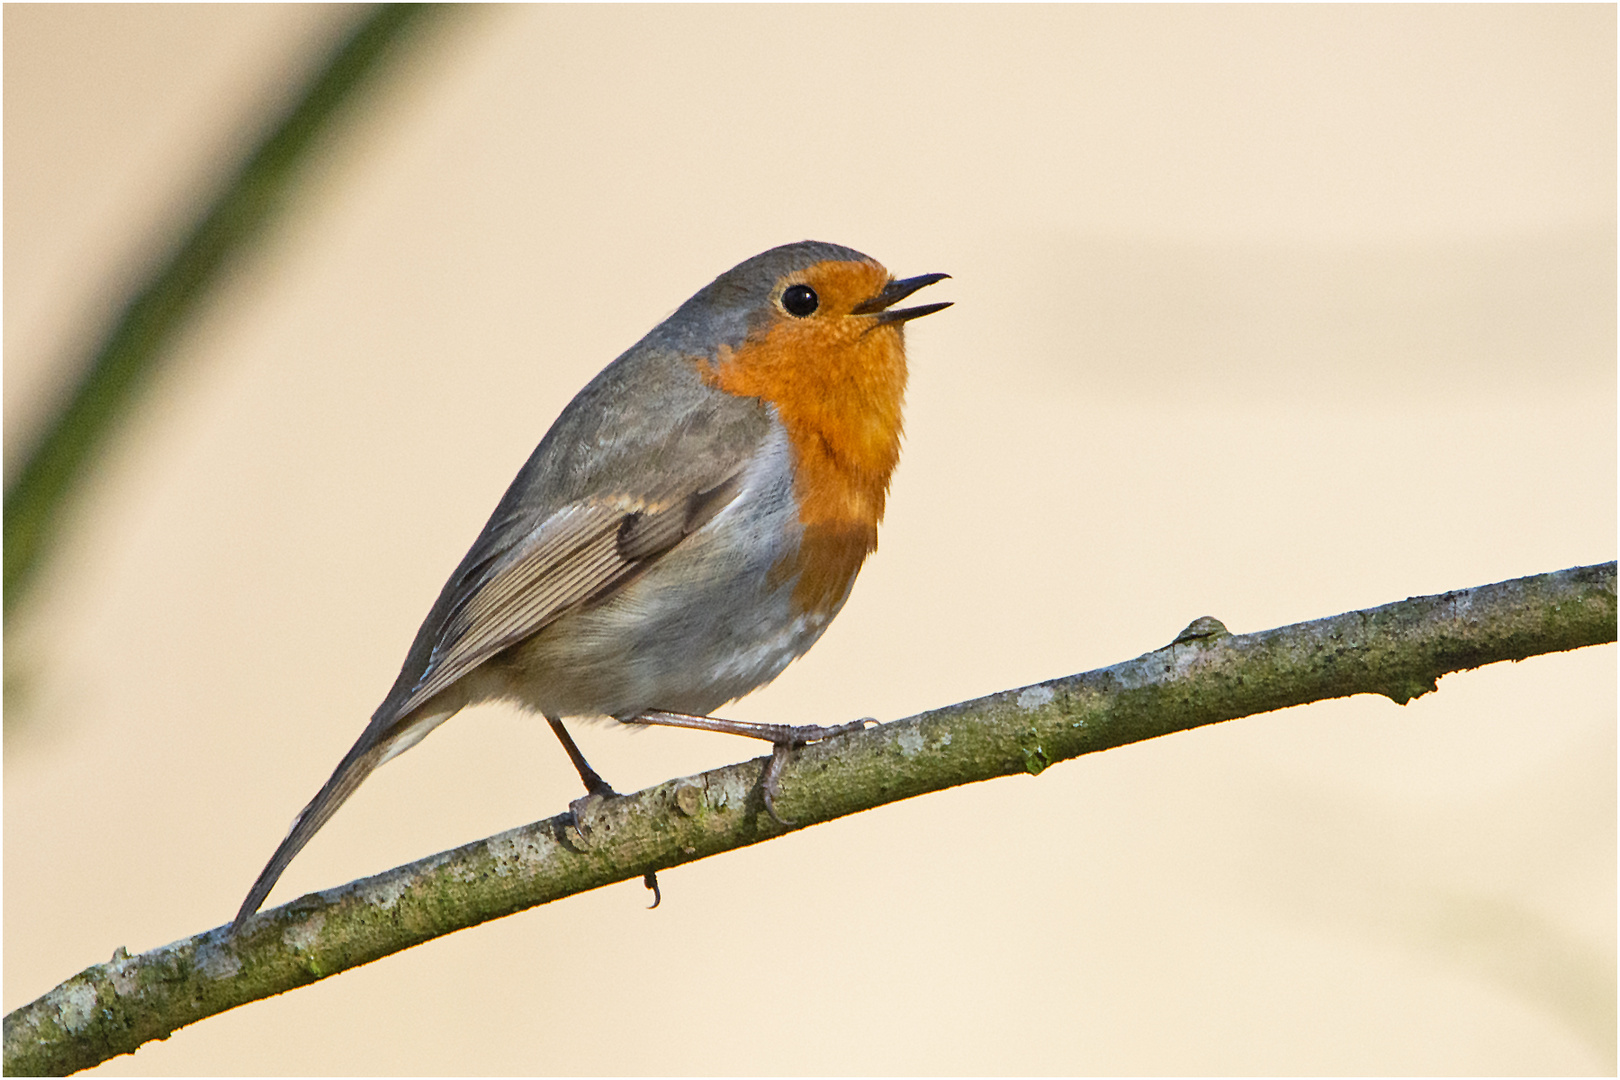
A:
5;5;1615;1074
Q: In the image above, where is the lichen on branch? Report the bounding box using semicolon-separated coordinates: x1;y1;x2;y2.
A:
5;561;1614;1076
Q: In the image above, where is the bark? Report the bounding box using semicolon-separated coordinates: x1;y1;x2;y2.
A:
5;561;1614;1075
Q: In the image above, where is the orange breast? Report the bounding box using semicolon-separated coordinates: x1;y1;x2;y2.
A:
701;259;909;617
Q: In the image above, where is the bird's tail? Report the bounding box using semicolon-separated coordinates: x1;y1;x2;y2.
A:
229;730;387;934
229;705;455;935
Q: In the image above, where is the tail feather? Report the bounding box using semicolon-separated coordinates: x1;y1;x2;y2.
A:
230;703;460;934
230;732;389;935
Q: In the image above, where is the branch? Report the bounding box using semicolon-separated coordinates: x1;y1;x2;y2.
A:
6;562;1614;1074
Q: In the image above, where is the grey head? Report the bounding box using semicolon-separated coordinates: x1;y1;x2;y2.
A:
642;240;880;357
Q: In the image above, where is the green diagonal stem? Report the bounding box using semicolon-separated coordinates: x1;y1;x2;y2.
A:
3;3;448;615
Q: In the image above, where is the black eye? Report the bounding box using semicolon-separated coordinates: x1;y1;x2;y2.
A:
781;284;819;317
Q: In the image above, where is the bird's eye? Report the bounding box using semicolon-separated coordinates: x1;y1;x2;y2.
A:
781;284;819;318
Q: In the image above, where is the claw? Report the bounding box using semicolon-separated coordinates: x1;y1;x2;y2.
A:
643;871;661;909
761;742;798;827
759;718;876;827
567;782;617;842
568;795;596;841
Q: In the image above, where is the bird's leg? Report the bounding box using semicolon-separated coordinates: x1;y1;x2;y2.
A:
549;716;662;903
548;717;622;839
619;709;874;826
548;716;618;798
620;710;870;744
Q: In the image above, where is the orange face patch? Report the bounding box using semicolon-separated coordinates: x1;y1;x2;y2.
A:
702;258;910;616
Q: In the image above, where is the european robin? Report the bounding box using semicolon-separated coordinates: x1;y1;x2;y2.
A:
232;240;949;932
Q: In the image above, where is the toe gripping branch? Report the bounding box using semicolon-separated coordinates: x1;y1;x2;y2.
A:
624;711;876;826
570;711;874;910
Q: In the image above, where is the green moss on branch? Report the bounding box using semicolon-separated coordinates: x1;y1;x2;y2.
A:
5;561;1613;1074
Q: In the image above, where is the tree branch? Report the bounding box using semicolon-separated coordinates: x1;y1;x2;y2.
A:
6;561;1614;1075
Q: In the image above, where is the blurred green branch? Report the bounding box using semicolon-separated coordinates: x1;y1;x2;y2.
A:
5;561;1613;1075
3;4;448;616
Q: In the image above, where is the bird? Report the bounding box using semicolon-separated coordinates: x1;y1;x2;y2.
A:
231;240;950;934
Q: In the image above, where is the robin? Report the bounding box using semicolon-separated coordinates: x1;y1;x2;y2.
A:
231;240;950;933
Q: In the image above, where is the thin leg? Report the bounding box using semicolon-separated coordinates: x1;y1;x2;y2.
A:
622;709;869;746
548;716;617;798
618;709;874;826
548;716;662;906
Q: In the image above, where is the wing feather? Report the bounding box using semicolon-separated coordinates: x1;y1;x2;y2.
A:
389;473;746;720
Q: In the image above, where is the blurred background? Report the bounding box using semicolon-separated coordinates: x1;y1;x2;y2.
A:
4;5;1614;1074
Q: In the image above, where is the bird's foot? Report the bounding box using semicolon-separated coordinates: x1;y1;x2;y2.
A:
564;783;662;909
567;777;620;841
618;710;876;826
760;718;876;827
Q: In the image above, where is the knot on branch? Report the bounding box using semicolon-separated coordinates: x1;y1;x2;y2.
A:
1168;616;1229;647
1381;673;1440;705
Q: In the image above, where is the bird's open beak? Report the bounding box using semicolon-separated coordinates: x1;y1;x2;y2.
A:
853;272;952;324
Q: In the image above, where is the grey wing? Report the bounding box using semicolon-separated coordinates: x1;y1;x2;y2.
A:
385;471;745;722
